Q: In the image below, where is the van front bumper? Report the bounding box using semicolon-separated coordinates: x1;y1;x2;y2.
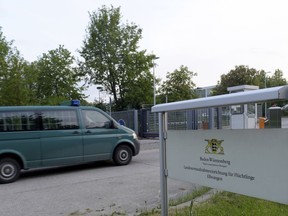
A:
133;139;140;156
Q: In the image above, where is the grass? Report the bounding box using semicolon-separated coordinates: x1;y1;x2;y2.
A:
68;188;288;215
191;191;288;216
169;187;211;206
140;190;288;216
138;187;210;215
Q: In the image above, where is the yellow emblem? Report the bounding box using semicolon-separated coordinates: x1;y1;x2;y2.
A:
205;139;224;155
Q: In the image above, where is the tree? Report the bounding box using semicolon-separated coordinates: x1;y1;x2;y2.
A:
0;28;29;105
266;69;287;88
213;65;261;95
258;69;287;89
158;65;197;103
214;66;288;95
35;45;85;105
22;61;41;105
79;5;156;110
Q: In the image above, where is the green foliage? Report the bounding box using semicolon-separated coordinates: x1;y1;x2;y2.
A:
169;187;211;207
34;45;85;105
267;69;288;87
158;65;197;103
0;28;85;106
192;191;288;216
138;187;210;216
0;28;29;105
213;65;260;95
79;5;156;110
22;62;42;105
214;65;288;95
140;190;288;216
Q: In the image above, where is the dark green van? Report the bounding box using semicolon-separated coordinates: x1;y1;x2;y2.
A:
0;100;140;183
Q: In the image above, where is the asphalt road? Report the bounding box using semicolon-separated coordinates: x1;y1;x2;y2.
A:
0;140;199;216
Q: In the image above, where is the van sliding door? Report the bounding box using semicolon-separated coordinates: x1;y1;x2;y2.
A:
39;109;83;166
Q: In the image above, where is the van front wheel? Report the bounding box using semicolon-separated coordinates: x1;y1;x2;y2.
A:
113;145;132;165
0;158;21;184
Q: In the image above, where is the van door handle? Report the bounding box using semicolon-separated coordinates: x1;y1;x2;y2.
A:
85;130;92;134
73;131;80;135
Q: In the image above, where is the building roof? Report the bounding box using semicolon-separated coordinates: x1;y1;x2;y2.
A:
227;85;259;92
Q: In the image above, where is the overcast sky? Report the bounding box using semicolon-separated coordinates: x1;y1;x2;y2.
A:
1;0;288;101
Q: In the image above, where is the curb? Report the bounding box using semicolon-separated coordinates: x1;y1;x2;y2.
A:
172;189;221;210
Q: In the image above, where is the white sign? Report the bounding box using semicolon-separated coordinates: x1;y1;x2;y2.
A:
167;129;288;204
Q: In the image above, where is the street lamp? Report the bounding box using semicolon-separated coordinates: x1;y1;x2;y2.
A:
153;56;159;106
96;86;103;102
152;56;159;133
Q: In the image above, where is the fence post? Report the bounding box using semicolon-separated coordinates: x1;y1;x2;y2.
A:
186;110;193;130
216;107;223;129
192;110;198;130
134;110;139;135
209;108;214;129
139;109;147;138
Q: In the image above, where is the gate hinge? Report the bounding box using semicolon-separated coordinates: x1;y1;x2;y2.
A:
163;131;168;140
164;169;168;177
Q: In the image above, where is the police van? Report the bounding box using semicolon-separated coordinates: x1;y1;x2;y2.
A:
0;100;140;183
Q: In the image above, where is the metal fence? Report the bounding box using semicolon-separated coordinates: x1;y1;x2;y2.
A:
111;110;138;135
111;107;233;138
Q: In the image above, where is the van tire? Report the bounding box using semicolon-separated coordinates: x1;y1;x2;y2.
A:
113;145;132;166
0;158;21;184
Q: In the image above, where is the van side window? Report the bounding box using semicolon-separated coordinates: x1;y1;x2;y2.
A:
41;110;79;130
82;110;111;129
0;111;37;132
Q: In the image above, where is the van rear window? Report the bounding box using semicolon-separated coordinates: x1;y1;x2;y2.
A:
0;109;80;132
0;111;38;132
41;110;79;130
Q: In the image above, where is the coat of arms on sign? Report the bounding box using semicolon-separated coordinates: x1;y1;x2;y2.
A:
205;139;224;154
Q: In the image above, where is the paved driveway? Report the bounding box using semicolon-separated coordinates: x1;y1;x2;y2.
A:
0;139;198;216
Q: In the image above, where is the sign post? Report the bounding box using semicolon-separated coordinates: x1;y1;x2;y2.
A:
159;112;168;216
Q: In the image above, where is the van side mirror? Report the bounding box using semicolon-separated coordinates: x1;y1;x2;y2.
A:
104;120;113;129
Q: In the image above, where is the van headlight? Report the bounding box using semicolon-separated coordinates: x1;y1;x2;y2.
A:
132;132;138;139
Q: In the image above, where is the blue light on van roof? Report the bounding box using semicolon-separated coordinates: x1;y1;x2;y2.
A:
71;100;80;106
